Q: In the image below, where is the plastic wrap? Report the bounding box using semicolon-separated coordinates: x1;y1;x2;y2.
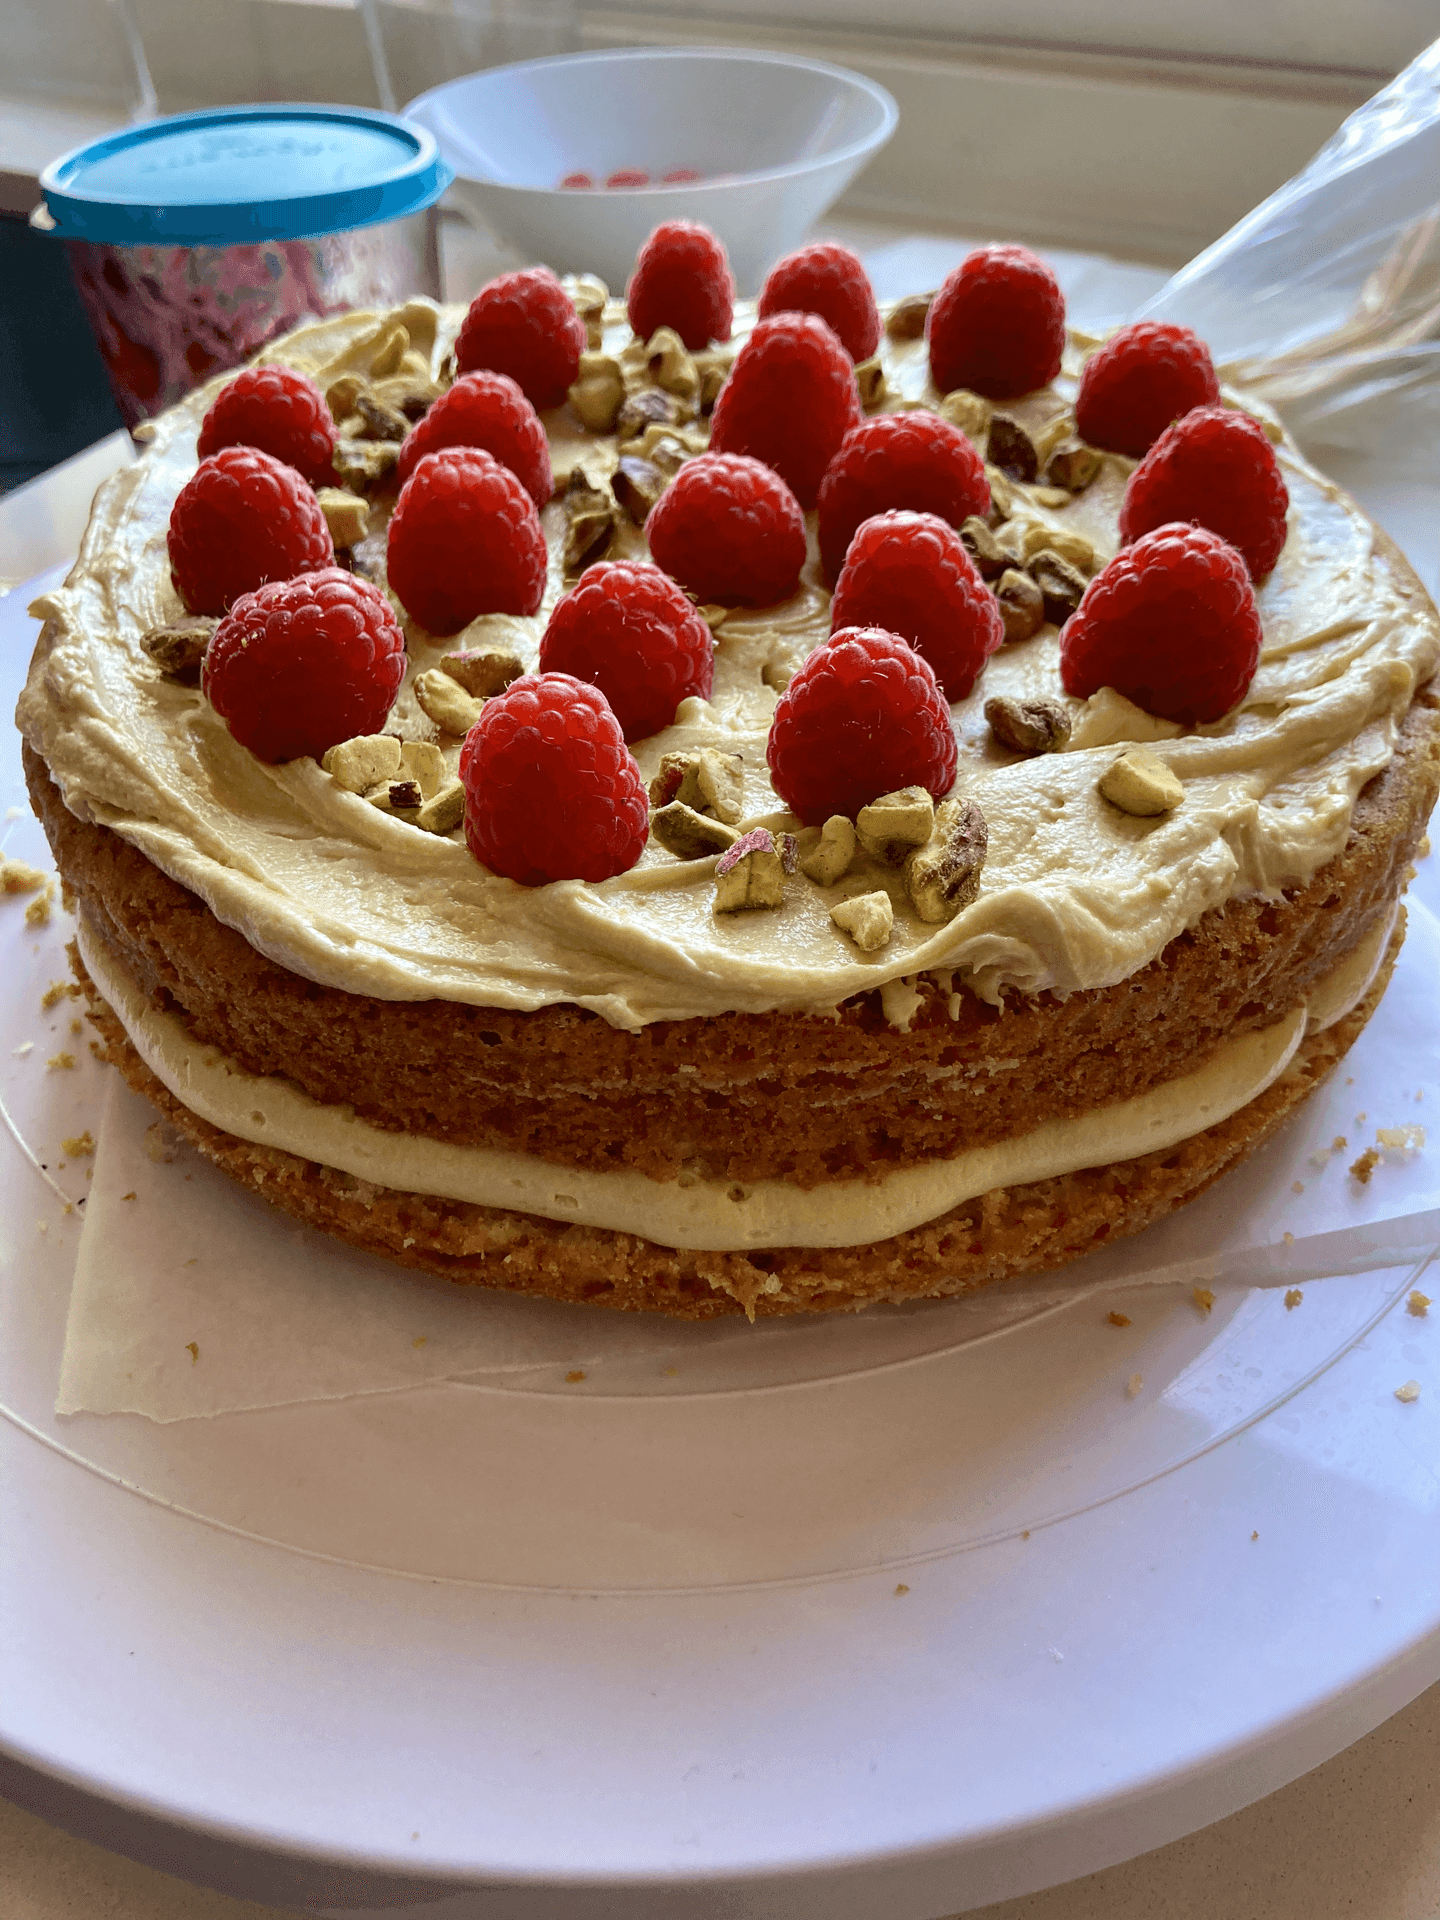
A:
1139;36;1440;461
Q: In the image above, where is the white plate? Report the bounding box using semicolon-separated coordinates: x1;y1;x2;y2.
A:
3;562;1438;1918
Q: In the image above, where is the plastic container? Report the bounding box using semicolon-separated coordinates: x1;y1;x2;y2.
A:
31;105;453;428
405;47;898;294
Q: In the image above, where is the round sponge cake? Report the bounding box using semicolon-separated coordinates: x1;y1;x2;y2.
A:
18;293;1440;1316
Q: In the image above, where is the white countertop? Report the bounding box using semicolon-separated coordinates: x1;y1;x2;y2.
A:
3;220;1437;1920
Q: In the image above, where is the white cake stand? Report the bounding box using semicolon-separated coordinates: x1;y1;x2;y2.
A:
3;559;1438;1917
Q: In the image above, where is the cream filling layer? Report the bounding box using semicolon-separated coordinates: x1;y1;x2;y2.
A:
80;912;1395;1254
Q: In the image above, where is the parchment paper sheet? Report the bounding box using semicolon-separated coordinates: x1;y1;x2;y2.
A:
55;897;1440;1423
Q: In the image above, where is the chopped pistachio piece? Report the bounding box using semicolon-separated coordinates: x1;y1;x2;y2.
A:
960;515;1008;580
799;815;856;887
855;357;886;409
317;487;369;548
938;388;991;446
416;779;466;834
439;648;523;698
831;890;894;952
322;733;403;793
645;326;700;404
612;454;665;524
695;748;744;825
331;438;399;491
1028;548;1088;623
986;412;1039;483
984;695;1071;755
905;800;987;924
652;802;741;860
140;618;215;683
885;292;933;340
568;353;625;432
856;787;936;864
1099;749;1184;817
1047;439;1104;492
995;567;1046;643
366;778;423;815
398;738;448;799
714;829;788;913
414;668;483;737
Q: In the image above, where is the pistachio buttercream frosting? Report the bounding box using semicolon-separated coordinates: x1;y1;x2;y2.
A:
19;298;1440;1036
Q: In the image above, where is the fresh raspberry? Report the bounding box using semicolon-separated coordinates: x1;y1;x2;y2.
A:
386;448;546;636
816;412;990;583
196;365;337;488
454;267;586;411
926;245;1066;400
626;220;733;351
646;453;806;607
539;563;713;741
829;512;1004;701
168;446;334;616
394;370;552;505
1060;522;1262;724
708;311;861;508
757;243;881;363
768;627;957;825
1119;404;1289;581
1075;321;1221;457
202;569;406;763
459;674;649;885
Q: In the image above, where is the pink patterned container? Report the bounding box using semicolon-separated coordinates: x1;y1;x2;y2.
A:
36;105;451;428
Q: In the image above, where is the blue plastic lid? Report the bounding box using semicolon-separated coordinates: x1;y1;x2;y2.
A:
39;104;452;246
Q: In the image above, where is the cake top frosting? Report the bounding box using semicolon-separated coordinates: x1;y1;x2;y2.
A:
19;295;1440;1031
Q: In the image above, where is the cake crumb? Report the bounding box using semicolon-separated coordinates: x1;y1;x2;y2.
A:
40;980;79;1010
1355;1111;1367;1124
69;1017;82;1034
1285;1288;1303;1310
1;855;46;895
662;1366;679;1377
121;1191;136;1202
143;1122;176;1164
1283;1231;1295;1245
186;1341;199;1365
1377;1124;1424;1151
25;888;53;927
1350;1148;1381;1184
1193;1285;1215;1316
60;1132;95;1157
565;1369;586;1383
1125;1372;1144;1398
1106;1310;1131;1328
1394;1380;1420;1404
1251;1530;1259;1541
1021;1530;1031;1540
412;1336;427;1348
13;1041;33;1058
1332;1135;1347;1151
46;1052;75;1071
1407;1291;1431;1316
1291;1181;1304;1194
894;1583;910;1596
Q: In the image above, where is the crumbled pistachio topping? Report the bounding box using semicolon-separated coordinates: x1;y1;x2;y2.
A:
831;889;894;951
799;815;856;888
1099;749;1184;817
